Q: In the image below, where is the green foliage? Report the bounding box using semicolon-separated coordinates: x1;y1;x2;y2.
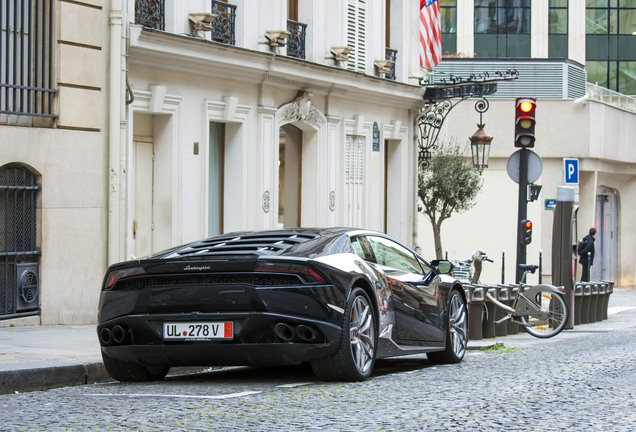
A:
418;140;483;259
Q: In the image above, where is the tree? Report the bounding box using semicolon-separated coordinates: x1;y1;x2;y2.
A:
418;141;483;259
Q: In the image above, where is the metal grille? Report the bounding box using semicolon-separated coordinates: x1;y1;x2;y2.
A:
134;0;165;30
431;59;586;100
211;0;236;45
0;0;57;119
0;164;40;319
385;47;397;81
287;19;306;60
114;273;302;291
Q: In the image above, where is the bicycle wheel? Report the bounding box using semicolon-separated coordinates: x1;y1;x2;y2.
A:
519;288;569;338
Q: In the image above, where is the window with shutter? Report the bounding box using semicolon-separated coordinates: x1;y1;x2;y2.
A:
346;0;367;73
345;135;365;227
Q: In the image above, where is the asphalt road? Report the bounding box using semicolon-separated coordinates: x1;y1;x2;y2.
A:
1;291;635;431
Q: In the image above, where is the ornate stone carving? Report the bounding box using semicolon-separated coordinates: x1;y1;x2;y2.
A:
279;91;326;128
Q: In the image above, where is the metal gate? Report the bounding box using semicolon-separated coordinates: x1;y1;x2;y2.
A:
0;164;41;319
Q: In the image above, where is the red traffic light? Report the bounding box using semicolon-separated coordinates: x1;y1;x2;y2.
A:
514;97;536;148
519;101;535;113
520;219;532;245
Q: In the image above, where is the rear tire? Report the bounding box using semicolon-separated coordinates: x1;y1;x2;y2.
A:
311;287;377;381
427;289;468;364
520;288;568;338
102;352;170;382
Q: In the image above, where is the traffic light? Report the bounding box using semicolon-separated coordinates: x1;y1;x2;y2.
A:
514;97;536;148
520;219;532;245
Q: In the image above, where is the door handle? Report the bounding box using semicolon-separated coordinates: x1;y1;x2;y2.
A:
133;220;138;239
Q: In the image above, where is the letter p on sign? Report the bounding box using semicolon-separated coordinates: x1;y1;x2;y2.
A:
564;158;579;185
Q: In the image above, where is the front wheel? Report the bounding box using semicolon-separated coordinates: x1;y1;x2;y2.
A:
311;287;377;381
519;288;568;338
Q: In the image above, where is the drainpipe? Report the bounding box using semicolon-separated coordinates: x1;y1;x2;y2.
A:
108;1;123;265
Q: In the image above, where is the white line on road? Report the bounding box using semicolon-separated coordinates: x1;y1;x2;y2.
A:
86;391;261;400
275;382;312;388
608;306;636;315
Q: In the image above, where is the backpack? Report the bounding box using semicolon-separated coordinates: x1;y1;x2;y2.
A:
577;239;585;255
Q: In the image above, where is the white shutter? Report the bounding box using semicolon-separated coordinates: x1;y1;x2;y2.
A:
345;135;365;227
346;0;366;73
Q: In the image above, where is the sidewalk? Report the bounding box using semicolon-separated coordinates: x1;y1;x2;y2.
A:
1;287;634;394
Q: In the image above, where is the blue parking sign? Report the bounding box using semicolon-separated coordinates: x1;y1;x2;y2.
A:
564;158;579;184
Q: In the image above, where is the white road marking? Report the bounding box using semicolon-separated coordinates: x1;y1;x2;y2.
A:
275;382;312;388
86;391;261;400
608;306;636;315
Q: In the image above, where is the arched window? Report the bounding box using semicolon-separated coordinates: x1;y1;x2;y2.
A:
0;164;41;318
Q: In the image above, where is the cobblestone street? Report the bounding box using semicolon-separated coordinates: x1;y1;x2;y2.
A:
2;290;635;432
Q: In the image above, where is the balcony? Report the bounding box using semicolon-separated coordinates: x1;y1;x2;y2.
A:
210;0;236;45
135;0;165;30
385;48;397;81
286;19;307;60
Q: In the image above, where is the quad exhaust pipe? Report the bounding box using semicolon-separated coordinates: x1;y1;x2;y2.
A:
273;323;320;343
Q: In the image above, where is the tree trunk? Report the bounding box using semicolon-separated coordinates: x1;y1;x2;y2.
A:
433;221;443;260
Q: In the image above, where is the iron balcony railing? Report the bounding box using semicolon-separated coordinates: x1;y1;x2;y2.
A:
135;0;165;30
0;0;57;119
286;19;306;60
385;47;397;81
211;0;236;45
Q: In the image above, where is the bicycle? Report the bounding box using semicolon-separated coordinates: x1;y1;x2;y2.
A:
471;253;569;339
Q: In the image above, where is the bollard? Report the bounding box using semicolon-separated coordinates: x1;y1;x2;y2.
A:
602;281;614;320
574;283;583;325
467;285;485;341
482;285;500;339
590;283;599;322
494;285;511;337
581;283;592;324
596;282;607;322
508;286;520;334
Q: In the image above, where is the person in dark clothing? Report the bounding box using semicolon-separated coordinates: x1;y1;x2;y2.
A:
579;228;596;282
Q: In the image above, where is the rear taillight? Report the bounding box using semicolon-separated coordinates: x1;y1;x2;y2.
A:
103;267;147;290
254;262;325;283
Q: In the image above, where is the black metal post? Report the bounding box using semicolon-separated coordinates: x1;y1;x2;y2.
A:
538;250;543;283
501;251;505;284
515;148;529;284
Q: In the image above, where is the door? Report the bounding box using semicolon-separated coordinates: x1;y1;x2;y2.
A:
593;189;619;282
279;125;302;229
364;235;443;342
133;140;154;258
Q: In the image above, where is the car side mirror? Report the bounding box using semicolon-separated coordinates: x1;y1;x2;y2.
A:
431;260;454;275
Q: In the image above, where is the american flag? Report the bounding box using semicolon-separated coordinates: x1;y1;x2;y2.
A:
419;0;442;70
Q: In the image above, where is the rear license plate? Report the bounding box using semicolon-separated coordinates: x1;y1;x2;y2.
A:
163;322;233;341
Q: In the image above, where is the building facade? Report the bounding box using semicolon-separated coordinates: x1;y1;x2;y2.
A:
2;0;429;325
417;1;636;287
1;0;107;324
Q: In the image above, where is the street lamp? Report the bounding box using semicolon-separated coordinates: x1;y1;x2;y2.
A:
469;123;492;174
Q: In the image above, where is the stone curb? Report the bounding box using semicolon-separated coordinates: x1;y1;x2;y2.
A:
0;362;109;395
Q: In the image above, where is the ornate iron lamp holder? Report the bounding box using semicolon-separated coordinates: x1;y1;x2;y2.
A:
417;70;518;169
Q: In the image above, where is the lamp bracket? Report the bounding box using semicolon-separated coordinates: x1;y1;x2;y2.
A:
417;69;518;168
